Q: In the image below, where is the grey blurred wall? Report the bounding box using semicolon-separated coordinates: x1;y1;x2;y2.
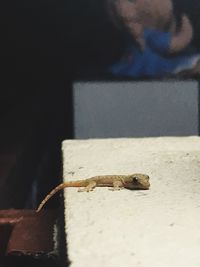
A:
73;81;199;138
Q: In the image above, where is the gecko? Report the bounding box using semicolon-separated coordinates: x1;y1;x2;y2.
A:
36;173;150;212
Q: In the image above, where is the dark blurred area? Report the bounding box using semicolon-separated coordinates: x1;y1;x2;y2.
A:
0;0;70;210
65;0;127;78
0;0;125;210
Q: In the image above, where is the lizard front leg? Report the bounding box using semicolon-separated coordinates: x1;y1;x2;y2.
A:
110;180;124;191
78;180;97;192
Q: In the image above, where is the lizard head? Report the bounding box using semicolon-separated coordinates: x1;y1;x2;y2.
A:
125;173;150;190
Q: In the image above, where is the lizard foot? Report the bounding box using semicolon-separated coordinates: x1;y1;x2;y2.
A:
78;187;94;192
109;180;124;191
77;181;96;192
109;187;123;191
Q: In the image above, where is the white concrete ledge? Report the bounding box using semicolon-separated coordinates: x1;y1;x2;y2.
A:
62;137;200;267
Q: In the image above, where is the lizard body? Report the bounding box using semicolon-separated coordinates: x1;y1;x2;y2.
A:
36;173;150;212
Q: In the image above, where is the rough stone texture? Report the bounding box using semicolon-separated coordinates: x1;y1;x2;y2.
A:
62;137;200;267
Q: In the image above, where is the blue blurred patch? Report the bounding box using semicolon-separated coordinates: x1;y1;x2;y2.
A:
109;29;200;77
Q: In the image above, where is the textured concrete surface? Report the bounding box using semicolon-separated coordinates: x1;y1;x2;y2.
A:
62;137;200;267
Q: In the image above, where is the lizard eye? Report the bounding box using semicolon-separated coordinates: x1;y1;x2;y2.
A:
132;176;139;183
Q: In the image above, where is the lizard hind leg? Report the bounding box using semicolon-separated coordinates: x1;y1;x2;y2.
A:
78;180;97;192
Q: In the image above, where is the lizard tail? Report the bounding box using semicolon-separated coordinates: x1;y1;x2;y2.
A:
36;180;88;212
